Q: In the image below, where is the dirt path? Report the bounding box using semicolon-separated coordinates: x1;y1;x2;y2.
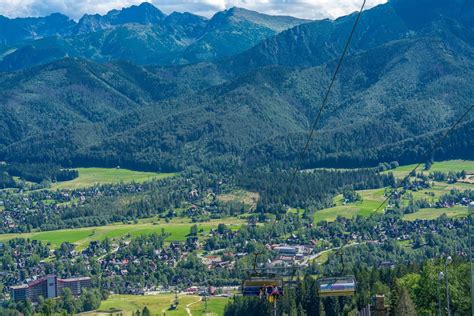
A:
185;297;202;316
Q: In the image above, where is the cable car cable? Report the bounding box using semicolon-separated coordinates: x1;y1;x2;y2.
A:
242;0;369;304
262;0;368;245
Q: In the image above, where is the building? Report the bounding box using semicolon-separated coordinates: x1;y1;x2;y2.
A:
10;285;28;302
17;275;58;303
379;261;395;270
58;277;93;296
11;275;92;302
274;246;297;257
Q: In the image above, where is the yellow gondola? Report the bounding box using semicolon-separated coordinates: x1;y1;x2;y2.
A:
241;276;284;297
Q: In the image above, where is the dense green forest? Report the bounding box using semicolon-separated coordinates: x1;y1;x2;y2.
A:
0;0;473;172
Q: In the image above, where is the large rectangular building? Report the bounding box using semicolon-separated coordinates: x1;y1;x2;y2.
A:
57;277;92;296
11;275;92;302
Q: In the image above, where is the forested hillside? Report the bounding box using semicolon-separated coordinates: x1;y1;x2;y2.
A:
0;0;473;172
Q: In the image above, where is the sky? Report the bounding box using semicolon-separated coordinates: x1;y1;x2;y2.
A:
0;0;387;20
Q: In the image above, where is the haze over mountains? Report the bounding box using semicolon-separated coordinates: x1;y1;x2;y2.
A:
0;0;473;172
0;3;307;70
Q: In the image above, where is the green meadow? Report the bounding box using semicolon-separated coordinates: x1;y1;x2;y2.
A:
51;168;176;190
313;188;386;223
0;218;243;250
189;296;229;316
83;294;228;316
403;206;468;221
386;160;474;178
313;160;473;222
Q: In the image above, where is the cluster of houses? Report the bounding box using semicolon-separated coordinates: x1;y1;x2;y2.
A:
0;183;146;232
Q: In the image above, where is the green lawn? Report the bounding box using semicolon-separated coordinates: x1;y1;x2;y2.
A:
82;294;229;316
51;168;176;190
387;160;474;178
0;218;244;250
403;206;468;221
314;189;386;222
189;297;229;316
312;250;331;265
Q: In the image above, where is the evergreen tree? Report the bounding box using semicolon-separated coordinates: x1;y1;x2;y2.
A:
395;288;417;316
142;306;151;316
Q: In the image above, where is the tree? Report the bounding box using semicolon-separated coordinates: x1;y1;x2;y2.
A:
16;299;33;316
62;288;77;314
217;223;228;234
142;306;151;316
394;288;417;316
342;189;362;203
38;298;57;316
190;224;198;236
424;161;433;171
80;289;101;312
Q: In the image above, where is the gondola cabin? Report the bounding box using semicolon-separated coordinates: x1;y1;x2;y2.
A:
317;276;356;297
242;277;284;297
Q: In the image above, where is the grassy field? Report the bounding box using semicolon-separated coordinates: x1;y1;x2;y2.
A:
403;206;468;221
387;160;474;178
217;190;259;210
51;168;176;190
82;294;228;316
189;297;229;316
0;218;243;250
312;250;331;265
313;189;386;222
401;181;473;207
312;160;474;222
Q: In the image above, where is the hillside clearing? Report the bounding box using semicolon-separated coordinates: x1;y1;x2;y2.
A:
51;168;176;190
403;206;468;221
313;189;386;222
386;160;474;178
217;190;259;210
0;218;243;250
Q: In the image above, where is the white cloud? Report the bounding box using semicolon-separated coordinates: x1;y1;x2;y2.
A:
0;0;387;20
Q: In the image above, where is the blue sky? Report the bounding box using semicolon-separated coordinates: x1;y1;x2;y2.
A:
0;0;387;20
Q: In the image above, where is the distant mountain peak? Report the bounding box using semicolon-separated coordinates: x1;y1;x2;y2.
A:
226;6;252;15
107;2;165;24
75;2;165;34
46;12;70;19
0;2;308;69
209;6;308;32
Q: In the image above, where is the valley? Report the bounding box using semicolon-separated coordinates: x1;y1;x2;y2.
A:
1;0;473;315
1;160;471;249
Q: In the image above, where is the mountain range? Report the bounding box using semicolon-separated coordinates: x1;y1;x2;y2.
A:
0;0;473;172
0;3;307;71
